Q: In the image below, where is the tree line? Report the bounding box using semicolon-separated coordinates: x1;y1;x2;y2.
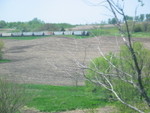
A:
0;18;74;32
107;14;150;33
108;13;150;24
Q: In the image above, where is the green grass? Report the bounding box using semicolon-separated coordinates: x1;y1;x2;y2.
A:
132;32;150;38
89;27;150;38
23;84;108;112
89;27;120;37
55;35;91;39
0;36;47;40
0;59;11;63
0;35;90;40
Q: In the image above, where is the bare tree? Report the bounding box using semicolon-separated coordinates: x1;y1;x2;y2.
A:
75;0;150;113
45;0;149;112
106;0;150;106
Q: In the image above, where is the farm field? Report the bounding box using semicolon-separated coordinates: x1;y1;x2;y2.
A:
1;36;150;86
1;0;150;112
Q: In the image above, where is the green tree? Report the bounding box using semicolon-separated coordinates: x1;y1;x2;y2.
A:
135;16;140;22
108;18;117;24
60;27;65;31
0;20;6;28
139;14;145;22
146;14;150;22
125;15;133;21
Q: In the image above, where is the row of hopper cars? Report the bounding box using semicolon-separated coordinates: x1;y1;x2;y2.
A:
0;31;90;37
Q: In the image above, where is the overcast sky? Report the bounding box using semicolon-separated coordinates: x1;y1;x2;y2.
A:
0;0;150;24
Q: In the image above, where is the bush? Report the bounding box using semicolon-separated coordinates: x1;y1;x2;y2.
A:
0;78;28;113
85;53;118;100
122;22;150;33
147;23;150;32
0;40;4;60
133;24;142;32
141;22;150;32
85;42;150;111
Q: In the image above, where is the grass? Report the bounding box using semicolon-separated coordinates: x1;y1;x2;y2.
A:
55;35;91;39
89;27;150;38
132;32;150;38
89;27;120;37
0;59;11;63
23;84;109;112
0;36;47;40
0;35;90;40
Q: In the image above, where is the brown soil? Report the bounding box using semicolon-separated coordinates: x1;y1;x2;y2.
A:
1;36;150;86
21;106;117;113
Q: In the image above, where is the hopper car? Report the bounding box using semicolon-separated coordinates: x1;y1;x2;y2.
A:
0;31;90;37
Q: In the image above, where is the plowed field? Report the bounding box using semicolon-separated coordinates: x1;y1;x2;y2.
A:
1;36;150;85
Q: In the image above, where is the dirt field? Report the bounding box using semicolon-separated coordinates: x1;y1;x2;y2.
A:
21;106;117;113
1;36;150;85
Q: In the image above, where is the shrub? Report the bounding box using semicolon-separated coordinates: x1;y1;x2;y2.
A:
122;22;150;33
85;53;118;100
141;22;150;32
142;22;148;32
85;42;150;111
0;40;4;60
147;23;150;32
133;24;142;32
0;78;28;113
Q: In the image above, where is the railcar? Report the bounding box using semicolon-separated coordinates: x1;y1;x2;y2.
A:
64;31;73;35
0;31;90;37
33;32;44;36
73;31;85;36
22;32;34;36
83;31;90;36
12;32;23;37
2;33;12;37
44;31;54;36
53;31;64;35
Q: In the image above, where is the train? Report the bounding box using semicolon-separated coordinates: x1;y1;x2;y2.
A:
0;31;90;37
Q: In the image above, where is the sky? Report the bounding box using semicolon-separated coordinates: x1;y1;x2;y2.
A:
0;0;150;25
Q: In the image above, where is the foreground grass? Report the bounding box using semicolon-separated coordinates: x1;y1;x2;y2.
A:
23;84;109;112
